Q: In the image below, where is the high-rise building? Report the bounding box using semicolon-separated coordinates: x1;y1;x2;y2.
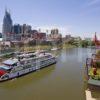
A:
51;29;59;35
11;24;21;41
2;9;13;40
21;24;31;35
12;24;21;34
0;33;2;38
47;28;62;42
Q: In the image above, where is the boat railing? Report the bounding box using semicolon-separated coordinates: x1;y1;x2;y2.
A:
86;58;92;67
0;73;9;80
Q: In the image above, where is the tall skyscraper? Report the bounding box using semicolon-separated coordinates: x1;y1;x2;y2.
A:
12;24;21;34
2;9;13;40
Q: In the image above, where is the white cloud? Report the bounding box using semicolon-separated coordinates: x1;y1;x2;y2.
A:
87;0;100;6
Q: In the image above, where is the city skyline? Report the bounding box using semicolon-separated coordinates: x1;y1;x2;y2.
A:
0;0;100;39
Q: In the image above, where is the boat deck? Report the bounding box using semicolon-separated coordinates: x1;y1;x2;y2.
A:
88;78;100;86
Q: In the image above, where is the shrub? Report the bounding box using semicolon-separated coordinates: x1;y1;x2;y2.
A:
97;50;100;55
95;61;100;68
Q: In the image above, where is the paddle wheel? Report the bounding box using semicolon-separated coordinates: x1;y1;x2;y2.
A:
0;70;6;77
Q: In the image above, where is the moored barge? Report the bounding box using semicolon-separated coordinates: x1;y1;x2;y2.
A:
86;33;100;86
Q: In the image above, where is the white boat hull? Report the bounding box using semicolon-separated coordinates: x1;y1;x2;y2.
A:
0;57;57;82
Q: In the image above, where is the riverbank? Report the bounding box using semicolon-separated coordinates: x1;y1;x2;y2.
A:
20;45;52;52
15;44;76;52
63;44;76;49
0;44;76;59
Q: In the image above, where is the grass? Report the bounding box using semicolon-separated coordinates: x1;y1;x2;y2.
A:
63;44;76;49
16;45;52;52
97;50;100;55
21;44;75;52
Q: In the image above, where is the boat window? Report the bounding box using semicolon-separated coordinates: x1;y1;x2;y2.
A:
13;63;17;66
20;61;25;65
30;55;36;58
0;68;7;71
32;59;36;62
47;55;51;58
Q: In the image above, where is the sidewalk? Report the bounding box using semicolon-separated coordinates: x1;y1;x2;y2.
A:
85;90;96;100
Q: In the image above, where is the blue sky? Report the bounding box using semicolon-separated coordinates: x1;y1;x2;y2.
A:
0;0;100;38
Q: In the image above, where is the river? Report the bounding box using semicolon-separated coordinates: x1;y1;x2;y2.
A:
0;48;100;100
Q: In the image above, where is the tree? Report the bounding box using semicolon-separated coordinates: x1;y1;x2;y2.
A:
81;40;89;47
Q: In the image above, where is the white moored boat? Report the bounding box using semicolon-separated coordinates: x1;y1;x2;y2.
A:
51;47;58;51
0;51;57;82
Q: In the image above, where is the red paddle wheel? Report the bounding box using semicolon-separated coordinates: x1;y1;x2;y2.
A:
0;70;6;77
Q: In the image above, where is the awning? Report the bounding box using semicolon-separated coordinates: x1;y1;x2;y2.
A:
0;66;11;70
3;59;18;65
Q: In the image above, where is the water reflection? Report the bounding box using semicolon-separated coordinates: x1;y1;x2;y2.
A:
0;65;55;89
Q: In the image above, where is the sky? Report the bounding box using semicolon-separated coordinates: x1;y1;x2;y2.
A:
0;0;100;39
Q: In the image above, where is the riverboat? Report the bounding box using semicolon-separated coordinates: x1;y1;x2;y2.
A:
86;33;100;86
0;51;57;82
